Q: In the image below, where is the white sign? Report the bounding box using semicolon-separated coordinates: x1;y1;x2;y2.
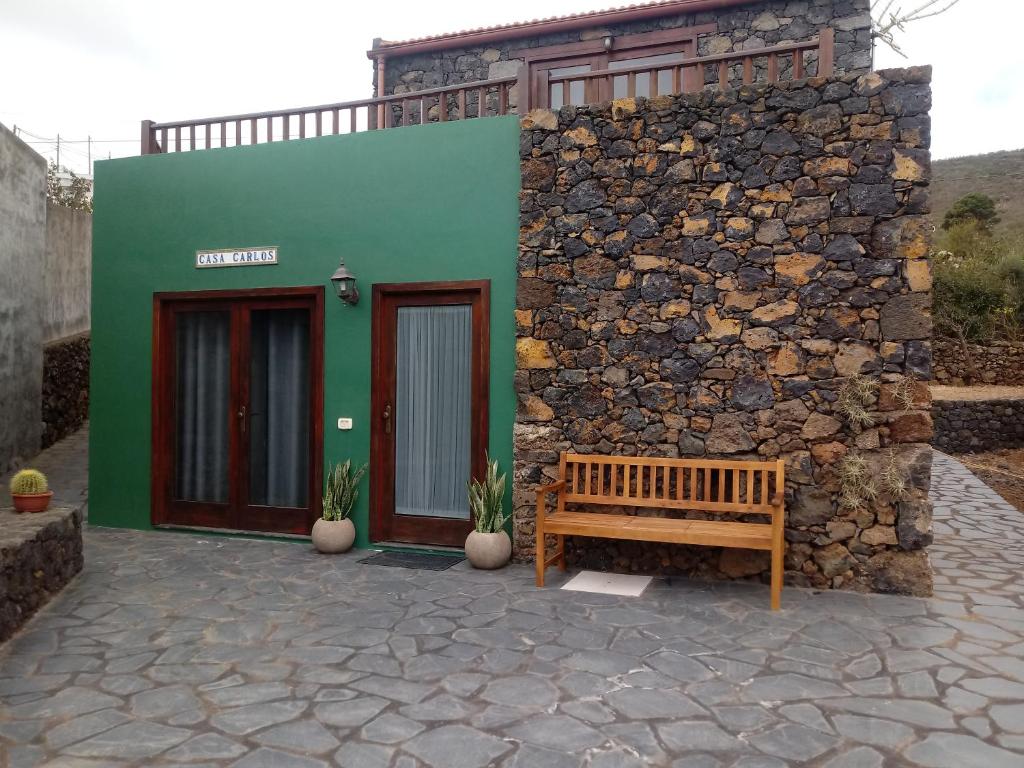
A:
196;246;278;268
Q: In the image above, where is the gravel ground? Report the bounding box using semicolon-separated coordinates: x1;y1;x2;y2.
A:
950;448;1024;514
931;385;1024;401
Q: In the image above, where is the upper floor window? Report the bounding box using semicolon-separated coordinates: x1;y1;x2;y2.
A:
516;24;716;111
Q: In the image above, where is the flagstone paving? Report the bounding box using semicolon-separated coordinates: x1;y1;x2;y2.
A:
0;424;89;514
1;442;1023;766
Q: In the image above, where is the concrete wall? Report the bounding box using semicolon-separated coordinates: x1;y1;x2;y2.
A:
0;124;92;473
0;124;46;476
42;203;92;343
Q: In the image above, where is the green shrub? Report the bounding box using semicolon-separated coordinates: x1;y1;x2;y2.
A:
934;251;1007;340
11;469;48;495
934;222;1024;342
938;221;1001;261
468;455;506;534
322;460;366;521
942;192;1000;233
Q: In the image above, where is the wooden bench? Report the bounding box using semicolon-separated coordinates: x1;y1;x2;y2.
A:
535;452;786;609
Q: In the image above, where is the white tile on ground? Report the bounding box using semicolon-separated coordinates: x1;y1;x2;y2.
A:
561;570;653;597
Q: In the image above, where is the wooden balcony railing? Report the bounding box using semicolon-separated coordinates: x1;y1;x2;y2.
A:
542;29;834;106
140;29;834;156
140;75;518;155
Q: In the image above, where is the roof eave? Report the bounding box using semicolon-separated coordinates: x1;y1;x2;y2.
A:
366;0;754;59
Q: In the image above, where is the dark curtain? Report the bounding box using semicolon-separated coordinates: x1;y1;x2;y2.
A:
175;311;230;503
249;308;310;508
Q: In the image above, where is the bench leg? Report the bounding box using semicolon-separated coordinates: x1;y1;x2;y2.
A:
557;535;566;572
536;527;546;588
770;543;783;611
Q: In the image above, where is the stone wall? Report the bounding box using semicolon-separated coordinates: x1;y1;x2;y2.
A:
42;333;90;449
0;123;46;477
933;337;1024;386
933;396;1024;453
515;66;934;596
0;506;84;643
378;0;872;110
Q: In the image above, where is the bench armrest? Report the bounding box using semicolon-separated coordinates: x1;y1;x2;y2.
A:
770;491;785;507
535;480;566;497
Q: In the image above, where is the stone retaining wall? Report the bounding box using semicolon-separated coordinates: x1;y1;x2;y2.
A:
0;506;83;642
42;333;90;449
933;337;1024;386
515;66;934;596
932;397;1024;453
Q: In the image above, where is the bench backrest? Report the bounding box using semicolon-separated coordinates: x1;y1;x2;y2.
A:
560;452;784;515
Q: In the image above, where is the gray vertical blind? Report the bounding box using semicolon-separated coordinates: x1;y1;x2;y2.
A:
394;304;472;519
175;311;230;503
249;308;310;508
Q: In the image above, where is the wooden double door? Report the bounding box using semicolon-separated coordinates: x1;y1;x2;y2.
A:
152;288;324;534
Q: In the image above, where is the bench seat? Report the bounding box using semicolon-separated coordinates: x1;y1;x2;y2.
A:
535;452;787;609
543;511;774;550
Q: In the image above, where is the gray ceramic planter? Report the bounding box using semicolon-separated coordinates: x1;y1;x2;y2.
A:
465;530;511;569
312;518;355;554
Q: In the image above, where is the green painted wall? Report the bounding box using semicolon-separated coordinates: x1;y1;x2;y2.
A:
90;117;520;549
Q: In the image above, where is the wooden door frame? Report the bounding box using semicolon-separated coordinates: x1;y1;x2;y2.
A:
513;23;717;110
369;279;490;547
151;286;325;533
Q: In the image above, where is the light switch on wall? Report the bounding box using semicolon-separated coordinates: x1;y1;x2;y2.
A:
337;418;353;430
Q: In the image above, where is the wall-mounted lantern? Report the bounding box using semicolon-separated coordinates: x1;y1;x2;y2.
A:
330;258;360;305
603;34;614;51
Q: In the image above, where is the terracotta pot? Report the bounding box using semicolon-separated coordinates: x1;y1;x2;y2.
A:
12;491;53;514
312;517;355;554
465;530;511;570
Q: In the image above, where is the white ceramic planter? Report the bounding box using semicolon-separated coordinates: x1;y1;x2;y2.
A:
312;518;355;554
465;530;512;570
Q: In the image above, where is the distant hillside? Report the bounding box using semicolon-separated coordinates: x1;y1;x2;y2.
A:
931;148;1024;239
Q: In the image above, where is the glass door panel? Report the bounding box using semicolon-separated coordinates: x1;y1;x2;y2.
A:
248;308;311;509
394;305;472;520
548;64;592;108
610;52;686;98
174;311;231;504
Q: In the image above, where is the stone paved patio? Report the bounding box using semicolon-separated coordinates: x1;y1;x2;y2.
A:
0;425;89;513
1;436;1023;767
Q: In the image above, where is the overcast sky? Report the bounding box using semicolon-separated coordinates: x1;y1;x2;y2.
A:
1;0;1020;175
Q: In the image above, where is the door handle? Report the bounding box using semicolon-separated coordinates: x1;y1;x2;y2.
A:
383;404;392;435
238;405;247;435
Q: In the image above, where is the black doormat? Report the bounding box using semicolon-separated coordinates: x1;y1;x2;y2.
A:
358;551;464;571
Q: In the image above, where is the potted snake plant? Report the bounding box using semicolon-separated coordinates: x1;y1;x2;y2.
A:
465;456;511;569
313;460;366;554
10;469;53;513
